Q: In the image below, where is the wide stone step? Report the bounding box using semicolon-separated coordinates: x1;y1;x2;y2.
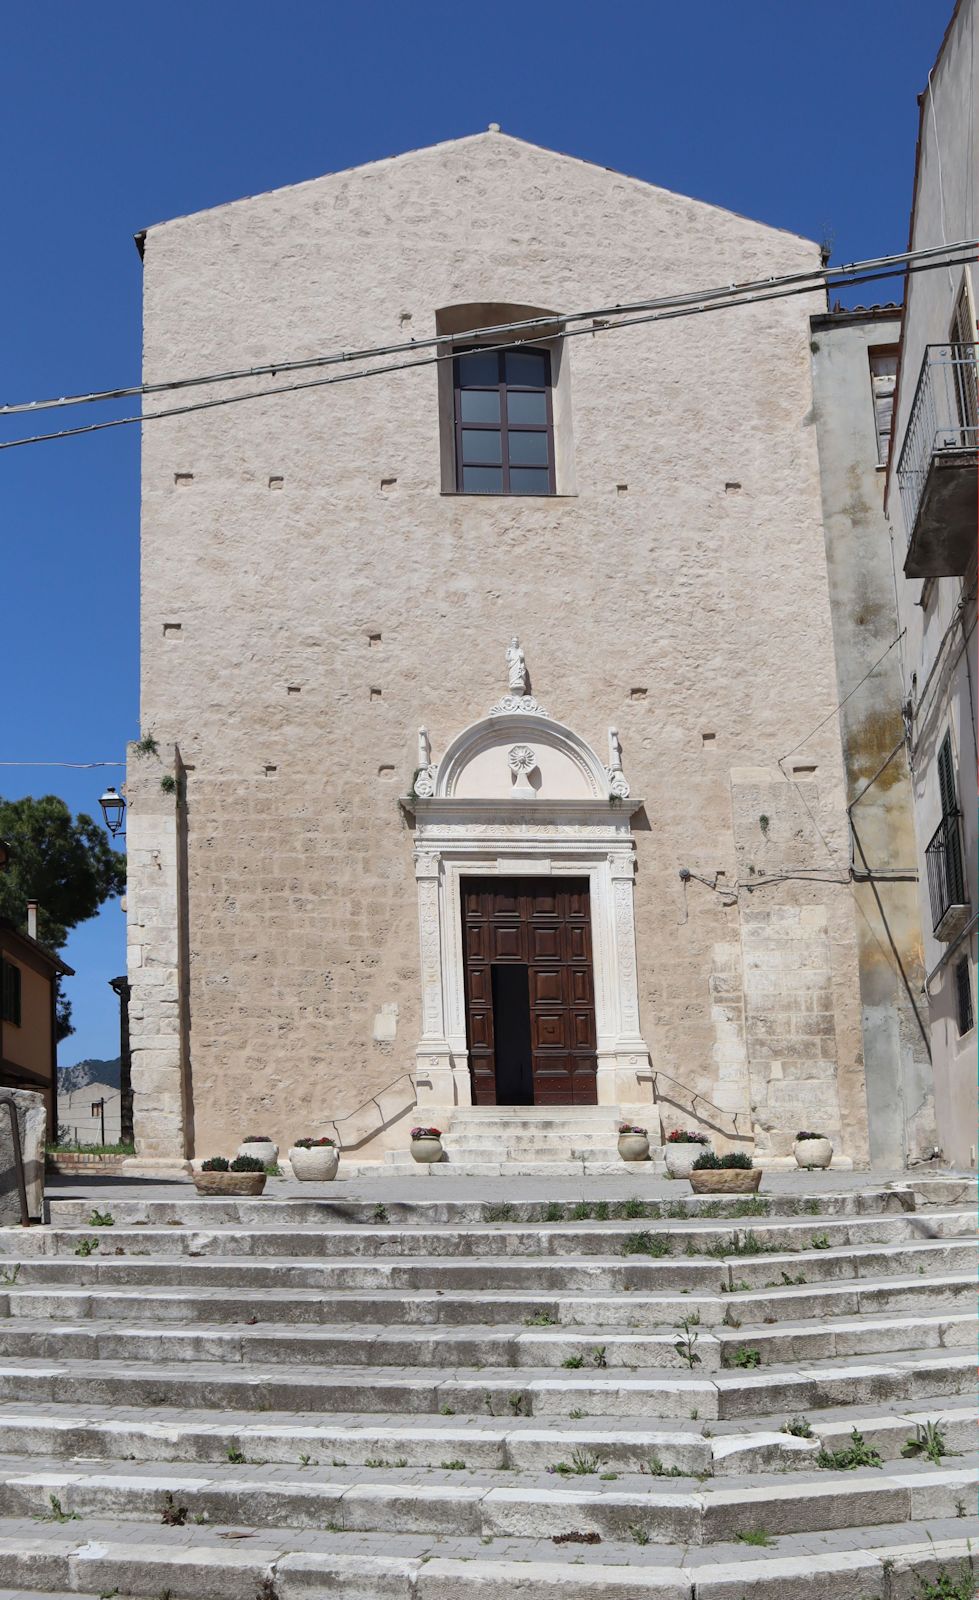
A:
1;1513;975;1598
5;1268;969;1329
0;1236;972;1295
44;1186;922;1227
0;1346;970;1419
11;1209;977;1261
0;1450;974;1544
0;1395;968;1473
0;1309;970;1373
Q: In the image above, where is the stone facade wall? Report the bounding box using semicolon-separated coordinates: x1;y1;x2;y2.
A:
810;311;936;1167
132;133;868;1162
883;0;978;1171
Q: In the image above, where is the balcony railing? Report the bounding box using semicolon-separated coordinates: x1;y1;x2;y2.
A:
897;343;978;577
925;809;969;939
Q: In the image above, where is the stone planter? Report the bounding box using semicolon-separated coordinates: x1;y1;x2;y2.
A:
617;1132;650;1162
410;1137;443;1165
289;1145;339;1182
237;1139;277;1166
794;1137;833;1170
665;1143;710;1179
688;1167;762;1195
193;1170;267;1197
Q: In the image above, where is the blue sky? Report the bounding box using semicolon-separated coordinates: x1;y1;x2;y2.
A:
1;0;951;1066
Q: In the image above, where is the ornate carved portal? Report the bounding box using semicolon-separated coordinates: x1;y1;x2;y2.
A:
408;652;654;1113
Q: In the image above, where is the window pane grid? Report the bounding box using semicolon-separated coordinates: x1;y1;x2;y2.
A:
454;347;555;495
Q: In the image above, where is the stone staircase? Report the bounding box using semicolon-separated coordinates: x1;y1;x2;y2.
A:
382;1106;633;1175
0;1175;974;1597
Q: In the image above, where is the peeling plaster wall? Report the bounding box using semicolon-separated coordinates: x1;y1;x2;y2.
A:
131;132;867;1160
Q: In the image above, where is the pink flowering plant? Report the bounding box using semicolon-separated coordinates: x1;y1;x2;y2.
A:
293;1136;336;1148
667;1128;710;1143
618;1124;647;1136
410;1126;442;1139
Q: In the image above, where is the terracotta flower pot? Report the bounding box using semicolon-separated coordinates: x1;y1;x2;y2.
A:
237;1139;278;1166
794;1137;833;1170
617;1133;650;1162
193;1170;267;1197
289;1145;339;1182
688;1167;762;1195
665;1143;710;1179
410;1136;443;1165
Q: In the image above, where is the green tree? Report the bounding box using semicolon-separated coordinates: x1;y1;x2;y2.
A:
0;795;126;1041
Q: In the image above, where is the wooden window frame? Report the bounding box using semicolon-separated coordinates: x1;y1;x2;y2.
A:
453;346;556;496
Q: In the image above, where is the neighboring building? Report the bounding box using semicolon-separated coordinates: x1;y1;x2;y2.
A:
127;131;880;1166
884;0;978;1171
810;305;937;1166
0;919;73;1131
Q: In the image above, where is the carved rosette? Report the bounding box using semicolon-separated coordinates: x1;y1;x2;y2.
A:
607;768;630;799
507;744;537;773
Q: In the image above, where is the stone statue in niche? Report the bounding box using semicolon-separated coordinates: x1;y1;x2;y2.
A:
506;638;528;695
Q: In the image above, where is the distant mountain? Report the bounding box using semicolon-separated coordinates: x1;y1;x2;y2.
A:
58;1057;121;1095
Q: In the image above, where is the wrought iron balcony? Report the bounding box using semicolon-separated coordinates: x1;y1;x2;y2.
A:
898;343;978;578
925;808;970;940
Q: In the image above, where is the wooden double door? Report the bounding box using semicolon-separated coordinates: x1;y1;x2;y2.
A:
461;877;598;1106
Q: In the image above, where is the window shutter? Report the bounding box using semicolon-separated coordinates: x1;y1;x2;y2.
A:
955;957;974;1036
938;733;958;817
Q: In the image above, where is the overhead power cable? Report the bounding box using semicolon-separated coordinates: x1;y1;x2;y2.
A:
1;247;975;454
0;239;972;423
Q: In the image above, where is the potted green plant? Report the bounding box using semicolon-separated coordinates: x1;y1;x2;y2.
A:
409;1126;443;1164
664;1128;711;1179
617;1123;650;1162
688;1149;761;1195
793;1130;833;1170
289;1136;339;1181
236;1134;278;1166
193;1155;267;1197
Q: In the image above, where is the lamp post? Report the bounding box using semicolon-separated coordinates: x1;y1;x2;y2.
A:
98;787;126;839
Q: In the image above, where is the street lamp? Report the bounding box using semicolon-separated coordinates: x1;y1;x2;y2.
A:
98;787;126;838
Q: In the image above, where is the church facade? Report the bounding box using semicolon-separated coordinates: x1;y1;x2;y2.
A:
126;132;878;1166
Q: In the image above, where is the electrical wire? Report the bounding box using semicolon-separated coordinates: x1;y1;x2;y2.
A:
0;761;124;769
778;629;907;763
1;253;975;454
0;239;972;422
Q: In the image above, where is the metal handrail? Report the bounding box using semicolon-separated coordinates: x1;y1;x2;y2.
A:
897;343;979;537
0;1096;31;1227
319;1071;416;1151
651;1070;748;1141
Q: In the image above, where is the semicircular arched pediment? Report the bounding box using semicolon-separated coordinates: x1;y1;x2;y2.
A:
434;713;610;801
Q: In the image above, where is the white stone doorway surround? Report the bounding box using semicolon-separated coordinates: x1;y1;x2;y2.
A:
408;689;655;1113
